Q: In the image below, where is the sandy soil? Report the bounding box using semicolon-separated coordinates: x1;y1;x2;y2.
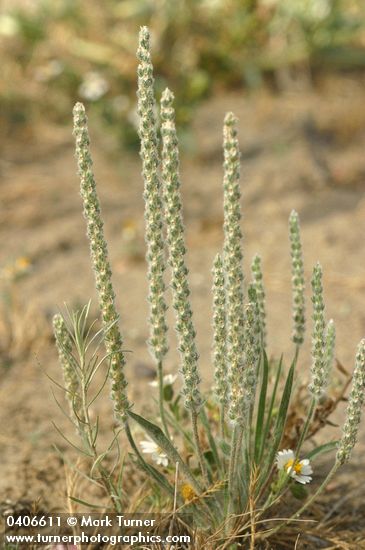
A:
1;73;365;545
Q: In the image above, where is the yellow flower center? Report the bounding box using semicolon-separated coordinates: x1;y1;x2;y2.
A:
181;484;196;502
285;459;302;474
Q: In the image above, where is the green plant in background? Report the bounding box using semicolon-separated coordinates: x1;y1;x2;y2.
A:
2;0;365;146
52;26;365;546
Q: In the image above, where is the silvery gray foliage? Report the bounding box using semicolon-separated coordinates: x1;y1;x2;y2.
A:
160;87;202;412
137;26;168;362
221;112;246;426
212;253;228;406
289;210;306;345
251;254;267;349
337;338;365;465
73;102;130;421
309;262;326;398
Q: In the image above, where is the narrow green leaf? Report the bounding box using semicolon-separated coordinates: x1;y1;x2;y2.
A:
134;457;174;496
53;446;103;489
116;454;126;497
69;495;107;509
50;386;73;425
219;439;231;457
254;350;269;463
92;415;99;446
52;421;92;457
305;440;339;460
90;450;108;478
200;406;222;473
128;410;202;494
164;408;194;448
259;358;295;488
87;364;110;407
259;355;283;463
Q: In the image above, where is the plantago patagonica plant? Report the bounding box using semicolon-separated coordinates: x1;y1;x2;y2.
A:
53;26;365;546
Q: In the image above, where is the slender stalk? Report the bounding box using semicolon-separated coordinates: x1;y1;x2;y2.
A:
157;360;170;438
79;355;121;512
191;410;209;487
227;424;242;515
220;404;226;439
249;472;257;550
295;397;316;457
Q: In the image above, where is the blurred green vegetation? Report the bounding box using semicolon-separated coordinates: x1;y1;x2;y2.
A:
1;0;365;148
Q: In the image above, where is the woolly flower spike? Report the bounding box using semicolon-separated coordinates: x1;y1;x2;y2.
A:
247;286;262;359
289;210;305;345
243;286;262;404
212;253;228;406
337;339;365;465
276;449;313;484
309;262;326;398
160;88;202;411
137;26;168;362
53;314;81;422
73;102;130;421
251;254;267;348
222;113;246;425
140;438;168;467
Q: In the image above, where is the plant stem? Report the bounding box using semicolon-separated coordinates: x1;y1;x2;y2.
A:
296;397;316;457
191;410;209;487
157;360;170;438
79;357;121;512
220;404;226;439
227;424;243;517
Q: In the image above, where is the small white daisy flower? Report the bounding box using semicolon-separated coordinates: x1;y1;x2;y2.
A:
140;439;168;467
276;449;313;484
149;374;177;388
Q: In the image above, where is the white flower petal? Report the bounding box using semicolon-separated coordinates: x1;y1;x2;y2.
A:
154;454;168;467
295;475;312;485
148;374;177;388
140;440;158;454
141;439;168;467
164;374;177;385
300;463;313;476
276;449;294;470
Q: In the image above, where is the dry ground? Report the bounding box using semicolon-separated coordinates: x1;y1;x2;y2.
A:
1;73;365;547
